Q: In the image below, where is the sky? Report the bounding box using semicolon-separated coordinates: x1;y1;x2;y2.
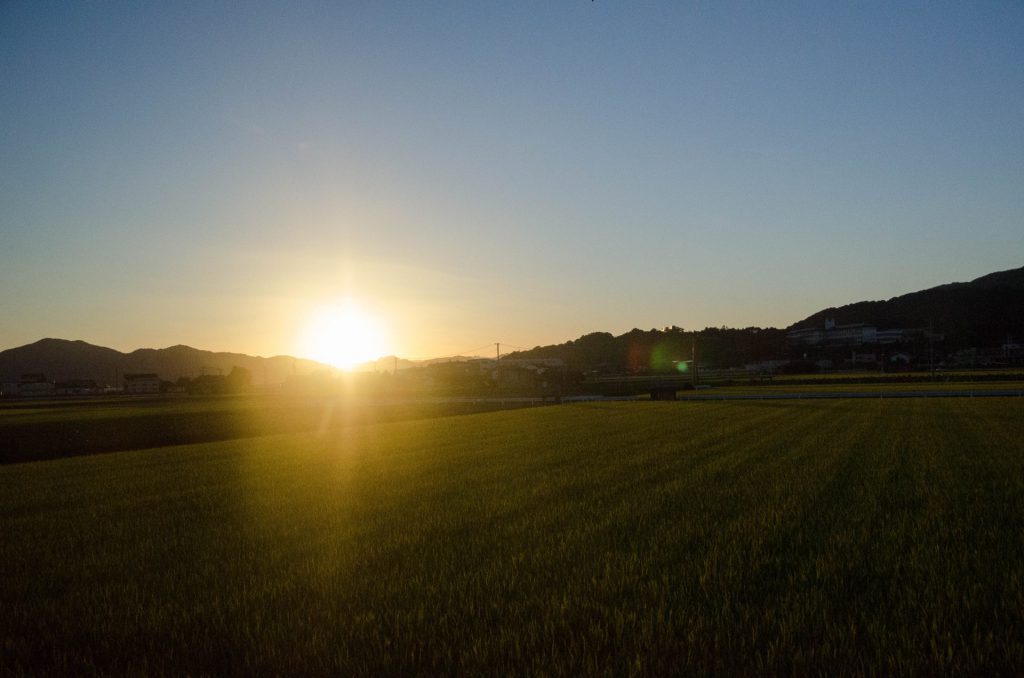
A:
2;1;1022;363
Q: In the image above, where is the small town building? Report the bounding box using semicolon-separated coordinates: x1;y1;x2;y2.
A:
788;319;877;347
55;379;99;395
124;373;161;394
18;373;54;397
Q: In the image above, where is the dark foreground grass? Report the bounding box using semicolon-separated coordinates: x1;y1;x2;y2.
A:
0;394;542;464
2;399;1023;675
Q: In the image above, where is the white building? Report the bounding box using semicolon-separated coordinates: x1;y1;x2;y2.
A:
17;374;54;397
787;319;877;347
124;373;161;394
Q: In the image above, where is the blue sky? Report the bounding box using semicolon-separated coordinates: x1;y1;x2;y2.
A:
2;1;1022;360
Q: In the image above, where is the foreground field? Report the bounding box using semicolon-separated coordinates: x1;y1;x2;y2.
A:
3;399;1023;674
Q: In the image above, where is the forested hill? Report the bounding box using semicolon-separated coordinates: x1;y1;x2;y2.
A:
4;268;1021;381
791;266;1024;347
0;339;331;385
508;266;1024;372
505;327;788;373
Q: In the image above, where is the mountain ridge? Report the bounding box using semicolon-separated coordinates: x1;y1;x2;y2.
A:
789;266;1024;347
503;265;1024;371
0;339;336;385
3;265;1022;381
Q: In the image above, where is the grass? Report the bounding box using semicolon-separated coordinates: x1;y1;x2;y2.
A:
2;399;1023;674
695;380;1024;396
0;394;543;464
766;368;1024;382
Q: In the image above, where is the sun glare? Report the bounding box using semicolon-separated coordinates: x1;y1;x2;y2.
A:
301;301;390;370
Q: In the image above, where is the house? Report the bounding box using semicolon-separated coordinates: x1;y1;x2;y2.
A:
18;373;54;397
124;373;161;394
745;359;790;374
494;358;566;392
55;379;99;396
876;329;905;344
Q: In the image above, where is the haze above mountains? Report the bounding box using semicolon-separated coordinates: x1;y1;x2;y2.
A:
2;266;1022;384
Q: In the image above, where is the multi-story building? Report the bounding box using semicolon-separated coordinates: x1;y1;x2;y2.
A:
787;319;877;347
124;373;161;394
17;373;54;397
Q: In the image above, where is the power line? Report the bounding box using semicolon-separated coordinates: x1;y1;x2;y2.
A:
403;343;496;363
401;340;534;364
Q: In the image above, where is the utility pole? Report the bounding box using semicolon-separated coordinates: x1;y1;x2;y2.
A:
691;336;698;388
496;342;500;360
929;321;935;379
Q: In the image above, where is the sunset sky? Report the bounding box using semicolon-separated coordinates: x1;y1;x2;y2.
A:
2;2;1022;364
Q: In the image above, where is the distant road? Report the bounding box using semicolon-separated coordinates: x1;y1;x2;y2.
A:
388;390;1024;405
678;389;1024;401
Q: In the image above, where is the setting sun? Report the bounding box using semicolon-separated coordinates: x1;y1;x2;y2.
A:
300;301;390;370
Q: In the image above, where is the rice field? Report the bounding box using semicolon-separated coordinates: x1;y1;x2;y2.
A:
691;380;1024;397
0;394;540;464
2;399;1023;675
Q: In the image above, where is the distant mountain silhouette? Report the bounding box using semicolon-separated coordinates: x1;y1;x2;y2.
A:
505;265;1024;372
505;326;787;373
790;266;1024;346
0;339;335;385
4;267;1021;382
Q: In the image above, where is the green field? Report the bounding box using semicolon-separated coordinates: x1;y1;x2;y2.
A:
0;394;541;464
690;380;1024;397
766;369;1024;382
3;399;1023;674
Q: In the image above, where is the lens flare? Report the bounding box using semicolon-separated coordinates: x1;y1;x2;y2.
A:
650;342;678;372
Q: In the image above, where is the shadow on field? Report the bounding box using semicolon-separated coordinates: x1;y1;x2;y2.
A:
0;396;545;464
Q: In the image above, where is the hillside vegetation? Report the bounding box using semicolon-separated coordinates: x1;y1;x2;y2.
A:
508;266;1024;371
796;266;1024;346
